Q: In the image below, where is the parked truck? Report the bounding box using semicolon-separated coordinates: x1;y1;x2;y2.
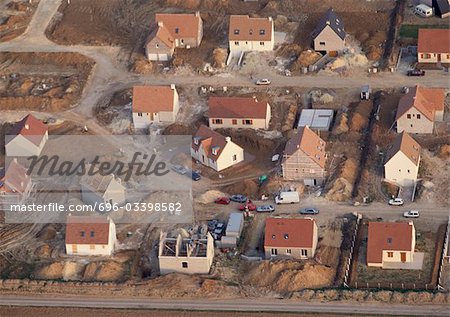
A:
274;191;300;204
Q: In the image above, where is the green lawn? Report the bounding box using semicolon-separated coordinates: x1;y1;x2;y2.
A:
399;24;450;38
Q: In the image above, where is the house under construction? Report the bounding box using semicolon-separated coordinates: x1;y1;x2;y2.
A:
158;229;214;275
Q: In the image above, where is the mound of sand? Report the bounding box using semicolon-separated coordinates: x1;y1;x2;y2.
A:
310;90;335;104
326;157;358;202
332;112;349;135
34;262;64;280
62;262;85;281
196;190;227;204
291;50;322;70
330;53;368;70
243;260;335;292
221;179;259;198
34;244;53;258
212;48;227;69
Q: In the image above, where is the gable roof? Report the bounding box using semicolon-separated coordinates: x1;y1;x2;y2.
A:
147;23;175;49
418;29;450;54
132;85;176;114
229;15;273;41
155;12;202;39
80;164;123;196
65;216;112;245
264;217;316;248
367;222;414;264
208;96;269;119
283;126;326;169
432;0;450;17
311;8;346;40
192;125;234;161
0;159;31;194
7;114;47;147
396;85;445;121
385;132;421;166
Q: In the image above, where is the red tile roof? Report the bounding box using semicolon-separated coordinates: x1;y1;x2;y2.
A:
155;12;202;40
264;217;316;248
8;114;47;146
149;23;175;49
283;126;326;169
385;132;421;166
192;125;231;160
208;96;269;119
396;85;445;121
132;85;176;114
0;159;31;194
65;216;112;245
367;222;414;264
418;29;450;54
229;15;273;41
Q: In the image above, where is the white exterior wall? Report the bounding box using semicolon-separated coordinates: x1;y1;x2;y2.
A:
397;108;434;134
209;104;271;130
65;221;116;256
191;140;244;172
229;23;274;56
384;152;420;187
313;25;345;52
104;179;126;206
132;89;179;128
418;52;450;63
5;132;48;157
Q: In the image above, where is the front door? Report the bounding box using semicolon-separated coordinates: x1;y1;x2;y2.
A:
437;54;441;62
400;252;406;262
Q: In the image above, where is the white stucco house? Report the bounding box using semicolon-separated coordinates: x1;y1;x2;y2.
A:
311;8;346;53
65;215;116;256
191;125;244;172
228;15;274;58
0;158;32;207
132;84;180;129
5;114;48;157
384;132;421;187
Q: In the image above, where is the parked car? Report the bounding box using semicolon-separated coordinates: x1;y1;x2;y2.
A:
300;207;319;215
256;205;275;213
239;200;256;211
215;197;230;205
230;194;247;203
388;198;404;206
407;69;425;77
403;210;420;218
256;78;271;85
189;170;201;181
172;165;187;175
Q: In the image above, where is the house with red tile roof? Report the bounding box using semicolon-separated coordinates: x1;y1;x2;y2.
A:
132;84;180;129
384;132;421;187
5;114;48;157
228;15;274;57
0;159;32;208
145;12;203;61
264;217;318;259
191;125;244;172
281;126;327;185
367;221;416;268
208;96;271;130
417;29;450;64
396;85;445;134
65;215;116;256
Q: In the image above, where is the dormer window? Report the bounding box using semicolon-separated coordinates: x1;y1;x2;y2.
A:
175;28;179;34
387;238;392;244
80;231;85;237
234;29;239;35
284;234;289;239
193;137;201;145
259;29;265;35
212;146;220;155
272;234;276;239
249;29;253;35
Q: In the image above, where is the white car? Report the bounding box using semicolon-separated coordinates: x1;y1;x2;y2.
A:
403;210;420;218
256;78;271;85
388;198;404;206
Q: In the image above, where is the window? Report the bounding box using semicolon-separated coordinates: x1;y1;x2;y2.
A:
234;41;239;46
284;234;289;240
155;43;159;48
182;262;188;268
319;41;325;46
242;119;253;125
260;42;265;46
410;124;413;127
417;114;421;119
80;231;85;237
212;119;223;124
249;29;253;35
259;29;265;35
181;39;184;44
90;231;95;237
407;114;411;119
137;112;143;117
271;248;277;255
387;238;392;244
234;29;239;35
232;119;237;125
175;28;179;34
423;53;431;59
407;169;410;173
420;54;423;58
232;154;237;161
301;249;307;256
387;252;393;258
286;249;292;254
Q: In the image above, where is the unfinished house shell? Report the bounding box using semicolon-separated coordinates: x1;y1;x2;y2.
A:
158;230;214;275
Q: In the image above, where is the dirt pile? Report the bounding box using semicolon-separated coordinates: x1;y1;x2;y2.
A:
130;57;154;74
197;190;227;204
34;244;53;258
291;50;322;70
0;1;38;41
349;101;372;132
243;260;335;292
326;158;358;201
221;179;259;198
212;48;227;69
276;43;303;58
332;112;349;135
34;262;64;280
438;144;450;159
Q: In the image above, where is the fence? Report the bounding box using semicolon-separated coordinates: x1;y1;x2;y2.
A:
343;213;362;288
436;216;450;291
350;281;433;291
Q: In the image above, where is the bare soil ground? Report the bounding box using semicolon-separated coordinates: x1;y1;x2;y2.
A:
0;0;39;41
0;52;95;112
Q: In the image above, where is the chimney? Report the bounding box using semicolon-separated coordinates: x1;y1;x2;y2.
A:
225;136;231;143
24;124;30;130
326;20;330;25
195;11;200;17
170;84;176;90
158;21;164;27
268;16;273;21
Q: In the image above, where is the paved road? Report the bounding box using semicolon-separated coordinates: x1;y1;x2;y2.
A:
0;295;448;316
